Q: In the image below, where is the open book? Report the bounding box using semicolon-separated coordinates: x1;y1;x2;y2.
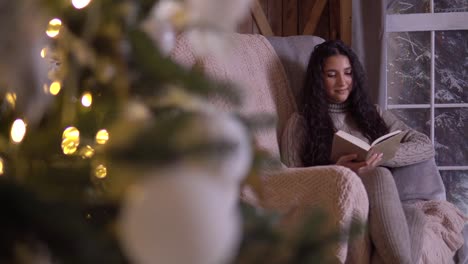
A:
330;130;404;164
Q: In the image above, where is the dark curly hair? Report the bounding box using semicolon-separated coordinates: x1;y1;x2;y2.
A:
300;40;389;166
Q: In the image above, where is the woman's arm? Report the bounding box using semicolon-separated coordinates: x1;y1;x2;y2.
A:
376;106;435;167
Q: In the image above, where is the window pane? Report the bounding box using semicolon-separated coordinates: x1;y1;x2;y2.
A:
435;30;468;104
441;171;468;215
434;0;468;12
387;32;431;104
390;109;431;136
435;108;468;165
387;0;430;14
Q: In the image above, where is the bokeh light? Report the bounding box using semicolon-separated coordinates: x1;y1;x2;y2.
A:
11;119;27;143
72;0;92;9
79;145;95;159
95;164;107;179
5;93;16;108
81;92;92;107
46;18;62;38
0;157;4;175
49;81;61;95
95;129;109;145
62;126;80;155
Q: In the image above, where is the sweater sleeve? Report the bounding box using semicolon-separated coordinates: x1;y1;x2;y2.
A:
281;112;306;167
376;105;435;167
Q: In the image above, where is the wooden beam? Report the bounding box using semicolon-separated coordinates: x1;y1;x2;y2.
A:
302;0;328;35
340;0;352;45
251;0;274;36
253;0;267;34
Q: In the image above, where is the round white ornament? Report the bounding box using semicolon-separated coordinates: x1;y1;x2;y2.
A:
119;169;241;264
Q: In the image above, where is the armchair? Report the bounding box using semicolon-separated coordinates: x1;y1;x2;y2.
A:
170;33;466;264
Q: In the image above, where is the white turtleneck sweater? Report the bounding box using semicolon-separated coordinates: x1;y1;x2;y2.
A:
282;103;435;168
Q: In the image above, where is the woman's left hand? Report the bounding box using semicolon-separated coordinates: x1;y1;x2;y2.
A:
336;153;383;175
357;152;383;175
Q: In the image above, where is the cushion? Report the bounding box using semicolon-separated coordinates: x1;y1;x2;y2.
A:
391;158;447;202
266;35;325;109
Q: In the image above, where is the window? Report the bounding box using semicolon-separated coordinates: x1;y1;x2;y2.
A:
386;0;468;213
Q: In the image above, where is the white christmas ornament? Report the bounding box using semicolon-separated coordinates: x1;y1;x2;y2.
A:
120;169;241;264
176;111;253;185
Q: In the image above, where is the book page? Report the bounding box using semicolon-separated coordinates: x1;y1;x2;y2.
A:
331;130;370;162
371;130;402;147
368;132;405;163
335;130;370;150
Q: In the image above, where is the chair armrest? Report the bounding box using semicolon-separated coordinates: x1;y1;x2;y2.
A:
253;165;370;263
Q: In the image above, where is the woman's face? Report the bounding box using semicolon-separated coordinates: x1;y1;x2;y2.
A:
322;54;353;103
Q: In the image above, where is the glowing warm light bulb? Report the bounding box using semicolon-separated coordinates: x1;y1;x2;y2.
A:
49;81;61;95
61;126;80;155
95;164;107;179
5;93;16;108
0;157;4;175
46;18;62;38
79;145;95;159
10;119;27;143
61;138;79;155
95;129;109;145
63;126;80;141
40;48;47;58
72;0;92;9
81;92;92;107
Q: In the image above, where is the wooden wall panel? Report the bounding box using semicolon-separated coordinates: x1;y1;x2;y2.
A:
339;0;352;44
283;0;298;36
329;0;340;39
268;0;283;36
315;1;330;39
238;0;351;43
298;0;315;35
238;13;253;34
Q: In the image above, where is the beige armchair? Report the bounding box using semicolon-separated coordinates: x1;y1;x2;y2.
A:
170;33;465;264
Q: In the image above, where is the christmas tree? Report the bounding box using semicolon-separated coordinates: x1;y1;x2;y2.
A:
0;1;358;263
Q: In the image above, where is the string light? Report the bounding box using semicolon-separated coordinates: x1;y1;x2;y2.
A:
49;81;61;95
0;157;4;176
95;164;107;179
5;93;16;108
72;0;92;9
81;92;92;107
79;145;95;159
95;129;109;145
62;126;80;155
46;18;62;38
10;119;27;143
63;126;80;141
40;47;47;58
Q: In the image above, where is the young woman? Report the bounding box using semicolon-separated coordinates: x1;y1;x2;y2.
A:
285;40;436;263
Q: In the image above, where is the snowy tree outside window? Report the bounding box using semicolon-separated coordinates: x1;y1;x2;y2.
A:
386;0;468;214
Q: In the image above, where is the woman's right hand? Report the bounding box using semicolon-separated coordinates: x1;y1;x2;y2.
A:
336;153;383;175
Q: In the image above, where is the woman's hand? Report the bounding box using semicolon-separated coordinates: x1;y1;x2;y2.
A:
336;153;383;175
